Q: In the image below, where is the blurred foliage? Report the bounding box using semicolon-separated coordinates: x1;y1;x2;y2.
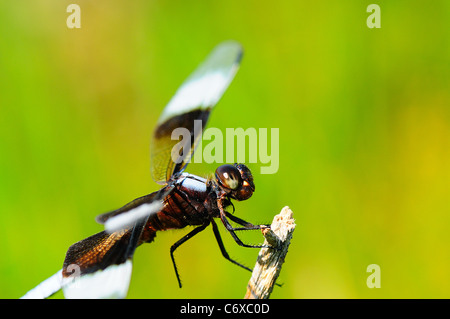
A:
0;1;449;298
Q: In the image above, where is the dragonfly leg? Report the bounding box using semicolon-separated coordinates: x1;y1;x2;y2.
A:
225;211;270;231
170;223;209;288
211;219;252;273
218;211;269;249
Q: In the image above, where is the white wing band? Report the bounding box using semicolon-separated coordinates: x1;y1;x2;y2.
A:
104;201;163;233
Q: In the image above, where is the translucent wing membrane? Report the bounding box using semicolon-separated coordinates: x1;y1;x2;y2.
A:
151;41;243;184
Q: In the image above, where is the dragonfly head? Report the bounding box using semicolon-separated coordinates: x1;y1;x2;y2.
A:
215;163;255;201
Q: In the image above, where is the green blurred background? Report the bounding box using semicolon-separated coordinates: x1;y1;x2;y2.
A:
1;1;449;298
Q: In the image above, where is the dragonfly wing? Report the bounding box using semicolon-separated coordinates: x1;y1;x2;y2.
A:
151;41;243;184
61;225;138;299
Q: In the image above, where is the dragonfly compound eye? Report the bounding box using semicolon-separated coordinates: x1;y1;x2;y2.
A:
215;164;242;190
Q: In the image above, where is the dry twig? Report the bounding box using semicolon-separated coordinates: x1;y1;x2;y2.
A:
244;206;295;299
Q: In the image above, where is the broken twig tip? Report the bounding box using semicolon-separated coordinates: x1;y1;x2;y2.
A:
244;206;296;299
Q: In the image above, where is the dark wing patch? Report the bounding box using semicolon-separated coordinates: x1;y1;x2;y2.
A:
151;109;210;184
62;230;132;277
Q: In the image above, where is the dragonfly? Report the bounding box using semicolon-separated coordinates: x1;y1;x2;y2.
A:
22;41;269;299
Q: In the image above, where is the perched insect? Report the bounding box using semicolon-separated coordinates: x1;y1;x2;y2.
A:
22;41;269;299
